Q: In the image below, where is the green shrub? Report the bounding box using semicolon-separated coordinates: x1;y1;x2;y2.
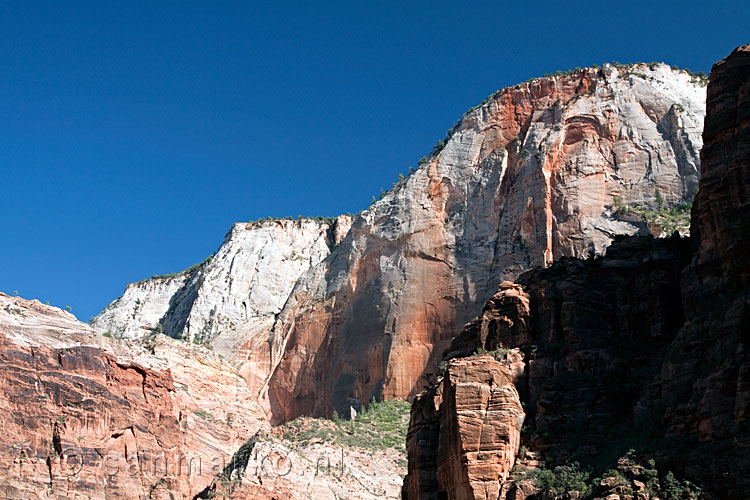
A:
193;410;214;420
613;195;625;212
643;460;660;495
614;199;692;235
276;399;411;453
604;468;627;486
661;471;702;500
471;346;510;358
526;462;591;496
148;254;214;282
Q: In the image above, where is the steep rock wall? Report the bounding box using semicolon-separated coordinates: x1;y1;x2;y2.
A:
261;64;705;422
405;355;525;500
93;217;351;355
94;64;706;424
404;46;750;499
91;275;189;339
0;293;269;499
650;44;750;496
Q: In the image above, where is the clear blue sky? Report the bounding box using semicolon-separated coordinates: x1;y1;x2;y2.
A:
1;1;747;321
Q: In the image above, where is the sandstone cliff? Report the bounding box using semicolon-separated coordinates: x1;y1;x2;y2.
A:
262;63;705;423
93;217;351;351
650;43;750;496
1;292;411;500
0;292;269;499
404;46;750;499
8;53;745;499
97;64;705;425
405;354;525;500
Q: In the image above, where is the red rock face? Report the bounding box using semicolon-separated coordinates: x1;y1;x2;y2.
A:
405;356;524;500
0;334;182;499
0;294;269;499
260;64;705;423
437;357;524;500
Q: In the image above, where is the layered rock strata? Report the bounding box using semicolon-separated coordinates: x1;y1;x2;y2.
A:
405;355;525;500
0;293;268;499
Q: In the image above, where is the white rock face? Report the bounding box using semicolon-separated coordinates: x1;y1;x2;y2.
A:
93;275;188;339
0;293;100;348
92;217;352;353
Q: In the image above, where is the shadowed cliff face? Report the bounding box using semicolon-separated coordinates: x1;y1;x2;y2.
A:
261;64;705;423
653;44;750;496
406;235;694;500
685;44;750;310
404;46;750;500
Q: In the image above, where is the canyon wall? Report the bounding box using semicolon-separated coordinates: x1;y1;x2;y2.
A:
10;48;750;498
1;291;410;500
261;64;705;422
93;217;351;354
96;64;706;424
0;293;269;499
404;45;750;499
652;43;750;496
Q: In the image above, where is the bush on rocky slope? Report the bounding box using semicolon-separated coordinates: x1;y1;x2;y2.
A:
273;399;411;453
614;197;693;236
512;451;702;499
146;253;214;282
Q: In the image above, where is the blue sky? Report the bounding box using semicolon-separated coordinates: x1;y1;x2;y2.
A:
1;1;747;321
